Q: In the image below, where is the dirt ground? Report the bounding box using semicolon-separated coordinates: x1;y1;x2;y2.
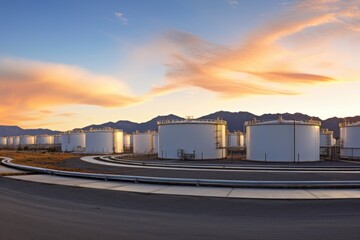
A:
0;150;84;172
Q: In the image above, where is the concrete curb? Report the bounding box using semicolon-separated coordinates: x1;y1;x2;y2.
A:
105;156;360;172
2;157;360;189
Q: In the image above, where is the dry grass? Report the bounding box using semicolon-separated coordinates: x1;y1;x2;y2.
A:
0;150;84;172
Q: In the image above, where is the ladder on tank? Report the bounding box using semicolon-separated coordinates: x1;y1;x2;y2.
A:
215;124;223;149
150;133;155;154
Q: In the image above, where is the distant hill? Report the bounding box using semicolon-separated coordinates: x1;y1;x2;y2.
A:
0;126;60;137
199;111;256;132
80;114;184;133
1;112;360;138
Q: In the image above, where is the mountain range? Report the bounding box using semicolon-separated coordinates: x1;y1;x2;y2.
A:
1;111;359;138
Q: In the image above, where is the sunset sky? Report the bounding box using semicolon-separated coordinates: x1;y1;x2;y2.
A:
0;0;359;131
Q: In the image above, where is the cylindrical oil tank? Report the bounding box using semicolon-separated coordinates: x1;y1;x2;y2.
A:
133;131;155;154
320;128;335;156
320;129;335;147
14;136;20;146
245;118;320;162
339;121;360;158
85;129;123;154
0;137;7;146
0;137;7;145
7;136;14;148
19;135;36;146
228;131;245;148
123;133;132;149
153;133;159;154
61;131;86;152
158;119;227;160
54;135;62;144
36;135;54;145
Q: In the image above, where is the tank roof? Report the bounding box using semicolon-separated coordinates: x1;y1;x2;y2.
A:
157;119;227;126
320;128;333;135
244;118;321;127
228;131;244;134
339;121;360;127
86;127;122;133
132;130;157;135
63;130;85;134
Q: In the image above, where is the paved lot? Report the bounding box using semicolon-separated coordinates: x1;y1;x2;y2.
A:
6;174;360;199
0;177;359;240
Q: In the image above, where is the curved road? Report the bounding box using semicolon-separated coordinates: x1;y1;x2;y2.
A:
55;158;360;181
1;177;359;240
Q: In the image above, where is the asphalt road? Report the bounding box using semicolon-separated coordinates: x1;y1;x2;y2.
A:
55;158;360;181
0;177;359;240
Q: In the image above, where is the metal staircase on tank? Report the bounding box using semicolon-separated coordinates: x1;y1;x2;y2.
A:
150;133;154;154
215;123;222;149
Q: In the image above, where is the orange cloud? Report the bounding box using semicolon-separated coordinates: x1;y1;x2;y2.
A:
147;0;360;98
0;58;142;125
2;0;359;128
248;72;335;84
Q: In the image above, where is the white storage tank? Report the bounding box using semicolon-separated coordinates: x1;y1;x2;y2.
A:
228;131;245;148
0;137;7;147
61;131;86;152
320;128;335;156
85;128;123;154
7;136;14;148
14;136;20;147
320;129;335;147
123;133;132;150
19;135;36;146
245;117;320;162
158;119;227;160
339;121;360;158
133;131;156;154
54;135;62;144
36;135;54;145
153;132;159;154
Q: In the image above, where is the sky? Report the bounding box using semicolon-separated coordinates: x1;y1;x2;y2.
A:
0;0;359;131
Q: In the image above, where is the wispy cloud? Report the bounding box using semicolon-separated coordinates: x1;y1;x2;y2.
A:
227;0;239;7
56;112;76;117
114;12;128;25
0;58;142;124
2;0;360;127
144;0;360;98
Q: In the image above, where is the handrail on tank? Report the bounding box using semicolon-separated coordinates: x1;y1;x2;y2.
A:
87;127;120;132
339;121;360;127
321;128;333;135
62;129;85;134
157;118;227;125
244;118;321;126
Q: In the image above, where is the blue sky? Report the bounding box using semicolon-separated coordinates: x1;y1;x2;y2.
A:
0;0;359;130
0;0;282;74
